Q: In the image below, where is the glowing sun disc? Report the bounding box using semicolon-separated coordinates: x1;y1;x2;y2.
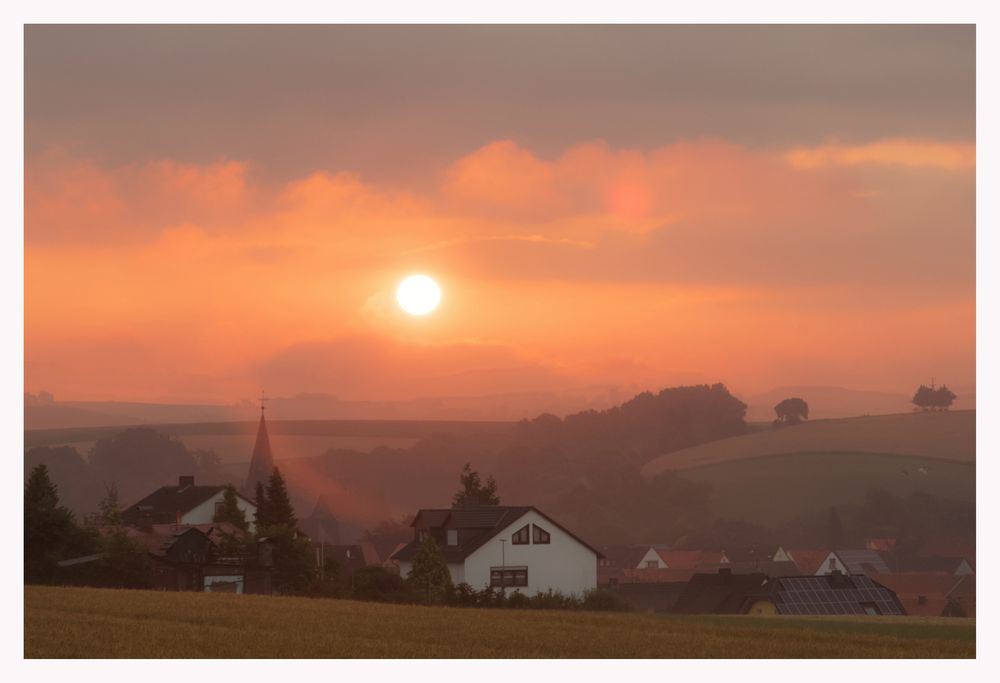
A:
396;274;441;316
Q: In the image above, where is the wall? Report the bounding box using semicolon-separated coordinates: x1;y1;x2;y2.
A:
463;509;598;597
183;490;258;533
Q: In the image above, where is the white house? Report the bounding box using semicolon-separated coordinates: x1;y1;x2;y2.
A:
122;476;258;532
636;547;668;569
392;506;601;597
815;549;891;576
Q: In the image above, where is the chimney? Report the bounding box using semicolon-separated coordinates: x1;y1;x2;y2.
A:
178;475;195;488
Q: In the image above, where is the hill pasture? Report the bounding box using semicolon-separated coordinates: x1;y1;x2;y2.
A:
24;586;974;658
641;410;975;478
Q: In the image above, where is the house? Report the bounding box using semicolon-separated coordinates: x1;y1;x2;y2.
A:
317;543;370;579
892;555;975;576
618;567;697;584
696;560;799;577
122;476;258;532
672;570;771;614
60;523;273;594
747;572;905;616
785;548;831;575
391;505;602;597
656;549;722;570
872;572;971;617
720;545;792;564
815;549;890;576
636;546;669;568
299;495;342;545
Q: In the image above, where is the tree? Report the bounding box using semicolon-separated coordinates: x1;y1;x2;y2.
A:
912;384;957;411
213;484;248;531
452;463;500;507
91;484;122;527
406;535;453;603
265;467;297;528
25;464;94;583
773;397;809;426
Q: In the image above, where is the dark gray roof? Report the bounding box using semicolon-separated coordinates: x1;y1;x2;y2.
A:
833;549;892;575
393;506;602;564
672;572;771;614
122;482;225;526
769;574;904;616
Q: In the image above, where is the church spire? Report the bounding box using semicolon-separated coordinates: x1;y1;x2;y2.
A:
243;393;275;496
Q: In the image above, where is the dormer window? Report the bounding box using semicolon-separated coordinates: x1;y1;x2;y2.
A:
532;525;551;544
447;529;458;546
512;525;530;545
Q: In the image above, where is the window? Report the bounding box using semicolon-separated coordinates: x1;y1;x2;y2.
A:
447;529;458;546
860;602;880;616
646;560;659;568
512;524;530;545
490;566;528;587
214;501;225;516
828;557;836;572
532;524;551;544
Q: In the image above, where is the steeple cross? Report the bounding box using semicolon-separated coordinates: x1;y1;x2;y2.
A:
259;390;270;415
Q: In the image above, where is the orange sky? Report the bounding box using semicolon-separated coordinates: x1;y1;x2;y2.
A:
24;26;975;405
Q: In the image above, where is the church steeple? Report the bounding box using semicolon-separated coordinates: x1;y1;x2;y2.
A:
243;395;275;496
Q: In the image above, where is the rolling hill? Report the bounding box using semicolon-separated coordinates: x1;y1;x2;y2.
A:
640;410;975;527
641;410;975;477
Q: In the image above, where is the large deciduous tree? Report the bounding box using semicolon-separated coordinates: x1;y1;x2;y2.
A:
773;397;809;426
912;384;957;411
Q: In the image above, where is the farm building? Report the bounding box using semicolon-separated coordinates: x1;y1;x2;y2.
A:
122;476;258;532
392;505;601;597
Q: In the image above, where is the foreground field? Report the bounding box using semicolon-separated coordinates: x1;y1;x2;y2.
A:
642;410;975;477
24;586;975;658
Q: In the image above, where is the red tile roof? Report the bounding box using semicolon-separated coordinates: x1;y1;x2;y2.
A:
786;549;831;574
656;549;721;569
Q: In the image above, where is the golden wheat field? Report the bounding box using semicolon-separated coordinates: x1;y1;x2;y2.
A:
24;586;975;658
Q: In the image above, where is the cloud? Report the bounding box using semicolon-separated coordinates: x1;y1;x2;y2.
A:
785;139;975;170
24;136;975;402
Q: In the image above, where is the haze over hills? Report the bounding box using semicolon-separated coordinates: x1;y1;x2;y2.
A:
739;385;976;422
23;387;641;430
25;382;974;431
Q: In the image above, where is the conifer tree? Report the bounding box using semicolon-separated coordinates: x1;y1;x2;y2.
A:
25;464;92;583
214;484;248;531
406;535;453;603
265;467;297;528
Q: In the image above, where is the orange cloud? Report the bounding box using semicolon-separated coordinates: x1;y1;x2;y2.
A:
23;137;975;404
785;139;975;170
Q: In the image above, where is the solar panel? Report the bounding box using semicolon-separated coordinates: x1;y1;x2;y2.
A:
774;576;903;616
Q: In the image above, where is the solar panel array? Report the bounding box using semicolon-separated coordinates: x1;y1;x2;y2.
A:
775;575;904;616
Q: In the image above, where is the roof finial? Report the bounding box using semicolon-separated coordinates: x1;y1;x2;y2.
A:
260;389;269;416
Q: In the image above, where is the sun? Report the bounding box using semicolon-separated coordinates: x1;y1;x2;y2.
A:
396;274;442;316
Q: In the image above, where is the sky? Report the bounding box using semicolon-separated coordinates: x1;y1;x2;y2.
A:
24;25;976;406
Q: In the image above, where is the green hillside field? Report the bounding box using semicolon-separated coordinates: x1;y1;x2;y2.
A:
24;586;974;658
641;410;975;477
681;452;975;527
638;411;975;527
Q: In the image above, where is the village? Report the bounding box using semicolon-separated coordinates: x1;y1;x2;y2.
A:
38;407;975;619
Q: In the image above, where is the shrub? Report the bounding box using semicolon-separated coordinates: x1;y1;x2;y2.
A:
582;588;631;612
